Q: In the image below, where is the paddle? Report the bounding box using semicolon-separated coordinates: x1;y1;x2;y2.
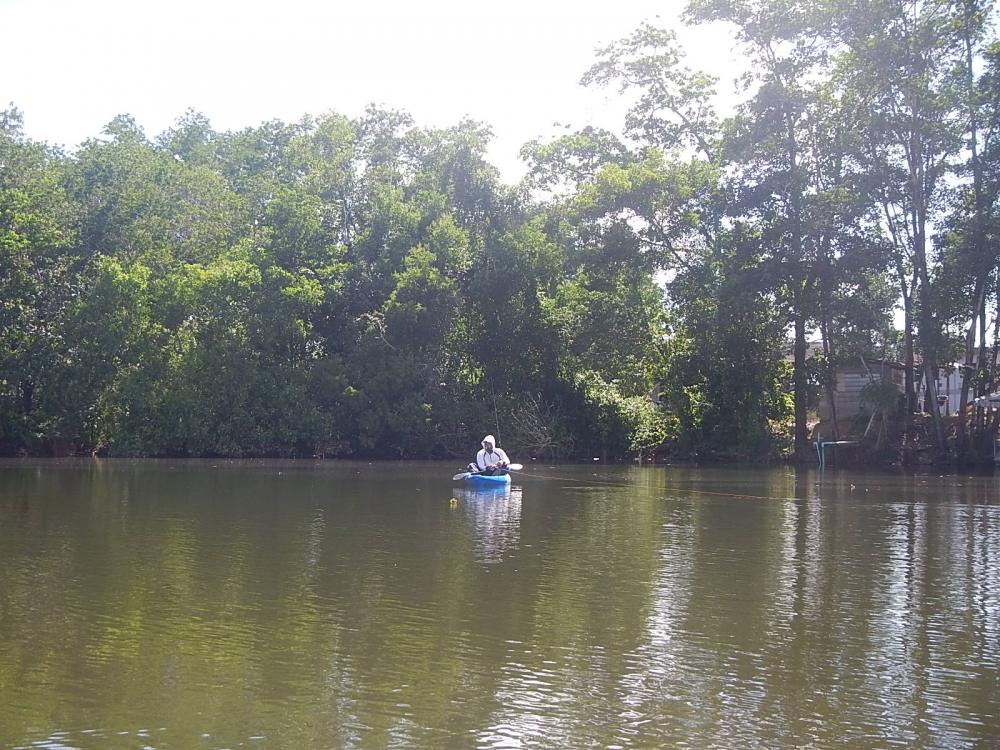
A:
452;463;523;481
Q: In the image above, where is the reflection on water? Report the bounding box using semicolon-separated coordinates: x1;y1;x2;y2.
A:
0;460;998;749
454;485;523;564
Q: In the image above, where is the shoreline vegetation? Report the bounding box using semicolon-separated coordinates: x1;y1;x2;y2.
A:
3;5;999;467
2;453;997;478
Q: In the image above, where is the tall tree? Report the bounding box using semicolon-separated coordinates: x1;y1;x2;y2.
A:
530;23;793;457
0;107;78;452
951;3;1000;457
684;0;839;459
834;0;971;451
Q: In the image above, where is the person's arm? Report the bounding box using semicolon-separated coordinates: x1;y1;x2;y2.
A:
496;448;510;467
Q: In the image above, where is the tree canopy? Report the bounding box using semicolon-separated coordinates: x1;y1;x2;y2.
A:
2;1;998;463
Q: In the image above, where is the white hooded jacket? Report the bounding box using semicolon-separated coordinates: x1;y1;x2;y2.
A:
474;435;509;470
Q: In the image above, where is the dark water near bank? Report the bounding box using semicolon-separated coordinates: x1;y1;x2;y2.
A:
1;460;998;749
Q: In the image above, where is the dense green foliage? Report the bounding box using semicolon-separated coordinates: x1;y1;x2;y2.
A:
0;107;667;459
2;1;998;462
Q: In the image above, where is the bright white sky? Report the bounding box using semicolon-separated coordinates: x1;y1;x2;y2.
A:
2;0;744;183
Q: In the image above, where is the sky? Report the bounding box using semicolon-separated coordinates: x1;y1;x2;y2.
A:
2;0;744;182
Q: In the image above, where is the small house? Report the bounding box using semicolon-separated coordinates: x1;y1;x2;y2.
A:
817;358;906;422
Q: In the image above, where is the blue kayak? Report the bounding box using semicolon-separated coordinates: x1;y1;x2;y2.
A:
463;472;511;485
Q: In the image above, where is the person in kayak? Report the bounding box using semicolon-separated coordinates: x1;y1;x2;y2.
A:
467;435;510;475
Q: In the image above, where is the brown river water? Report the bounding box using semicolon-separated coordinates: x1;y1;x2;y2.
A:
1;459;997;748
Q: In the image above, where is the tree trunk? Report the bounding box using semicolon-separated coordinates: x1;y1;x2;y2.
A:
957;276;986;456
20;379;34;414
820;317;839;441
901;288;916;415
794;311;809;459
914;271;945;452
956;2;990;460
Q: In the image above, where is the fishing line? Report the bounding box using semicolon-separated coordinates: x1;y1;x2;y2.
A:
512;469;630;487
511;467;803;501
489;376;502;447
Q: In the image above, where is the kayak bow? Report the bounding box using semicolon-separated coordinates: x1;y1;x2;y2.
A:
451;463;522;482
